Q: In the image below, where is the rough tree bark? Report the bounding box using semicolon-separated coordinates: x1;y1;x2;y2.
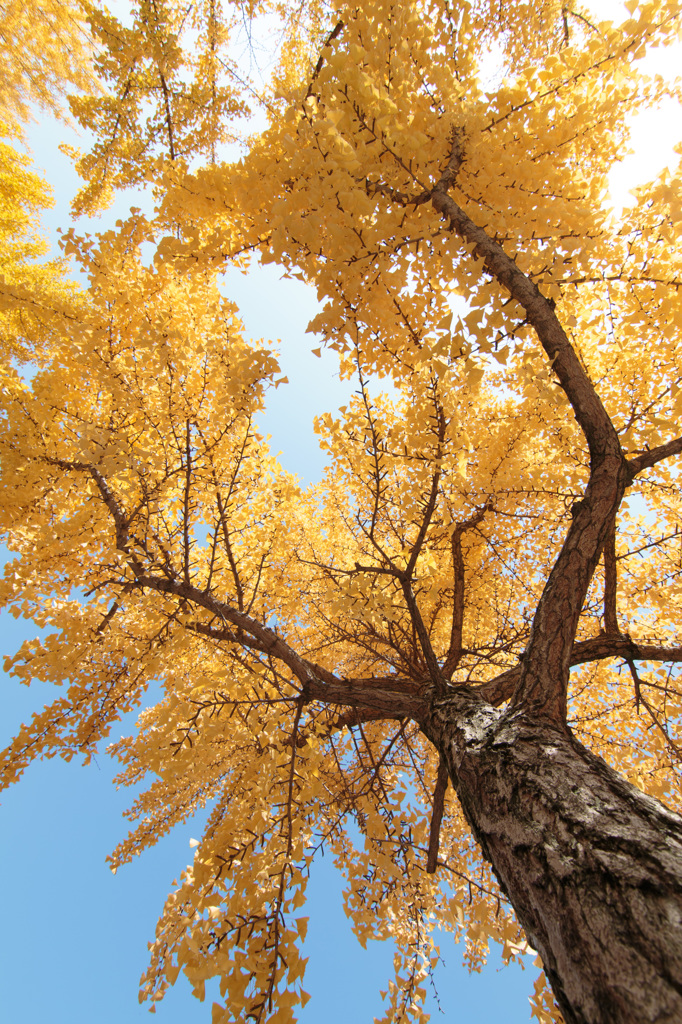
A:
422;692;682;1024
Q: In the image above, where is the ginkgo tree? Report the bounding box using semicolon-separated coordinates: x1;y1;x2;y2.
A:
1;0;682;1023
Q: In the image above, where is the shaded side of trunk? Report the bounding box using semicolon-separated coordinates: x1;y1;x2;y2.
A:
423;693;682;1024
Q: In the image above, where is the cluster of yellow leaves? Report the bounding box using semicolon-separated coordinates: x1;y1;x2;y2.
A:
0;0;93;365
0;217;283;767
304;382;563;652
0;119;78;365
68;0;257;214
0;0;94;120
529;959;565;1024
109;673;526;1022
158;0;680;387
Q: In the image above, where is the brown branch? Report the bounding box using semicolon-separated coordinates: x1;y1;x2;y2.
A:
627;435;682;479
43;457;136;557
332;707;396;730
355;363;391;556
304;676;427;722
573;636;682;667
429;133;628;725
442;505;490;678
430;139;619;463
426;755;449;874
627;655;643;715
304;20;344;103
397;482;447;691
95;599;121;635
135;572;332;687
366;180;431;207
398;409;449;691
441;526;465;679
132;573;429;720
626;658;682;761
216;492;245;611
478;635;682;707
405;465;442;578
400;578;443;691
565;6;600;34
334;675;422;695
603;516;618;634
158;70;176;160
183;421;192;585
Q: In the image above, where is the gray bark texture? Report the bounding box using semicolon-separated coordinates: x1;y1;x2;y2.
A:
423;692;682;1024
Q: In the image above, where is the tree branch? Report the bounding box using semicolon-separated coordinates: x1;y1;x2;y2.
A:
626;657;682;761
603;516;618;634
430;137;620;465
304;676;427;721
442;505;490;679
135;572;333;687
627;435;682;479
131;574;429;720
429;134;628;725
398;466;447;690
441;525;465;680
426;755;449;873
478;635;682;707
303;19;344;103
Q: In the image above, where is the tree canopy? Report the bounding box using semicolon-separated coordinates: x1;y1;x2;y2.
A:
1;2;682;1022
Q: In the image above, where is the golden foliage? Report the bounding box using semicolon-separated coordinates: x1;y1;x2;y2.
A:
0;0;95;119
0;119;80;366
1;1;681;1021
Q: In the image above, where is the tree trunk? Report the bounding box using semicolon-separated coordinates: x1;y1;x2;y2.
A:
423;691;682;1024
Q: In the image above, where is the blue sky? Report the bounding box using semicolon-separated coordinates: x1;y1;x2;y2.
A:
2;3;682;1020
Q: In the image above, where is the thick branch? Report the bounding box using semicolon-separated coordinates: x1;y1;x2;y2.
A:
304;20;344;103
304;676;427;721
442;505;490;678
158;69;176;160
405;466;442;578
430;148;620;465
400;578;443;689
395;407;449;689
136;573;331;688
627;435;682;479
54;452;428;724
441;526;465;679
135;575;428;719
398;478;446;689
478;635;682;707
426;755;449;873
44;457;135;555
603;516;618;634
430;137;631;725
